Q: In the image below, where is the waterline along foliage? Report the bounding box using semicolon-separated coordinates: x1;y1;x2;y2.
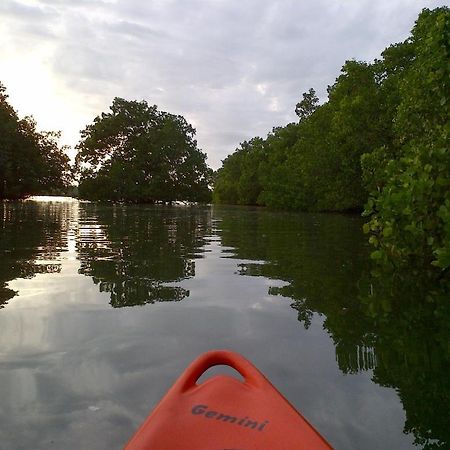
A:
213;7;449;273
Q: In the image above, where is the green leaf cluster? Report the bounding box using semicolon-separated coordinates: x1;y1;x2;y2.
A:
363;7;450;271
75;98;212;203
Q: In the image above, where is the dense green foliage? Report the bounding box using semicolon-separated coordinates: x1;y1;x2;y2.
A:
363;7;450;271
0;82;72;199
213;60;391;211
75;98;212;203
213;7;449;273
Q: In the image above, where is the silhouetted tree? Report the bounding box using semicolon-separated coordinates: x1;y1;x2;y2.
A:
0;82;72;199
75;98;212;203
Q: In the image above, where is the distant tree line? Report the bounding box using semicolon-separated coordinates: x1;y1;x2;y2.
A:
213;7;449;272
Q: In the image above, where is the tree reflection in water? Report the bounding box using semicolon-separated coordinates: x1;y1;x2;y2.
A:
215;206;450;450
0;201;69;308
1;202;447;448
76;204;211;307
358;272;450;450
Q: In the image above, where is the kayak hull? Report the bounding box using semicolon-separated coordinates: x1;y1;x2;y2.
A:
125;350;333;450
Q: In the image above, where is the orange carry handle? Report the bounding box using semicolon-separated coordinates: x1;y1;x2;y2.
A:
176;349;265;391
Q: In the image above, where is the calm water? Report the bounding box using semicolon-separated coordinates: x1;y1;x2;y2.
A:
0;198;448;449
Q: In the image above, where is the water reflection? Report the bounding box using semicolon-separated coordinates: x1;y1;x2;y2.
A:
215;207;371;329
214;206;450;449
76;204;212;307
358;273;450;449
0;201;448;449
0;201;71;307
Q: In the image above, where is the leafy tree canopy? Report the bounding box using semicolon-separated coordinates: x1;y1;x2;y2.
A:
75;98;212;203
295;88;319;122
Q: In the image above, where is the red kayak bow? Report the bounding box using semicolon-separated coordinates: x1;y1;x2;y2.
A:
125;350;333;449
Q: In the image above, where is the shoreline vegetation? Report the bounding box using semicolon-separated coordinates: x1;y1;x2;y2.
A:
0;7;448;273
213;7;449;273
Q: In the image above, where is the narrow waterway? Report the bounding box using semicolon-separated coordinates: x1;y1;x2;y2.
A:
0;198;448;449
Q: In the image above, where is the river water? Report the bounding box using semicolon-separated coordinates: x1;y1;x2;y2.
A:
0;197;448;449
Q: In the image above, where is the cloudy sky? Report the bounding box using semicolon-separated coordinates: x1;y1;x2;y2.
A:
0;0;446;168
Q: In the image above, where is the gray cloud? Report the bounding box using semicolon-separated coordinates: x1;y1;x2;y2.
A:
0;0;47;18
0;0;446;168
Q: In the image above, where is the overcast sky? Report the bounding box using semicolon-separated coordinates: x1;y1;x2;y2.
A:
0;0;447;168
